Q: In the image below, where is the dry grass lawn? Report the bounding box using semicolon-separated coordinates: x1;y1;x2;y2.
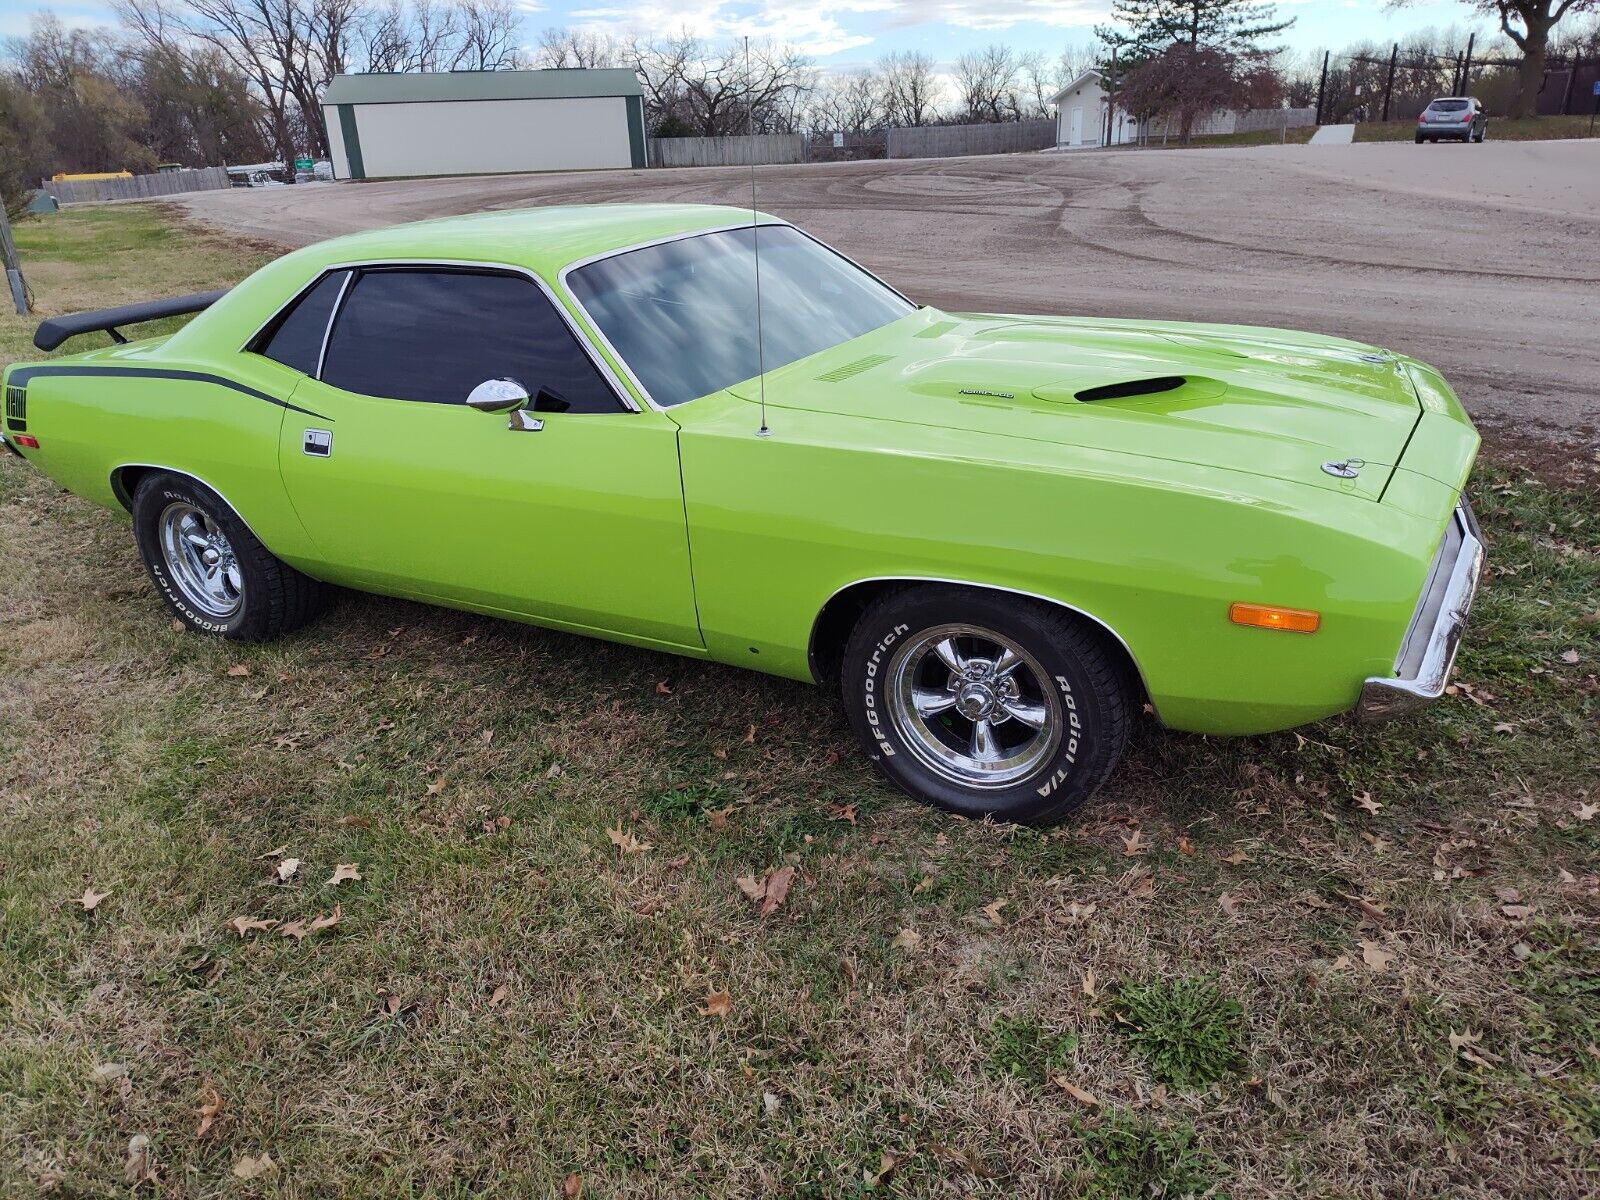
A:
2;206;1597;1198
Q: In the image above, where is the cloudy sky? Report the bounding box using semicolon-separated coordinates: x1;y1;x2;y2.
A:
0;0;1494;67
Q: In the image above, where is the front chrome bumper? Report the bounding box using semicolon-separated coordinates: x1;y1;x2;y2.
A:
1357;502;1485;721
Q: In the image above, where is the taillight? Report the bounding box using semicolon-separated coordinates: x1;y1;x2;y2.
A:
13;434;39;449
1461;112;1473;122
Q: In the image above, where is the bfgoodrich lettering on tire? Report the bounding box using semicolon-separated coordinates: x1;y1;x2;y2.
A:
841;584;1133;825
131;471;322;642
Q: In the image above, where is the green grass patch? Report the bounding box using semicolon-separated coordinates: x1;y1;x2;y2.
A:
1076;1108;1219;1199
1112;976;1246;1089
981;1015;1078;1085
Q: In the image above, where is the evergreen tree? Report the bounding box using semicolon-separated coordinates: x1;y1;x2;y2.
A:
1098;0;1295;58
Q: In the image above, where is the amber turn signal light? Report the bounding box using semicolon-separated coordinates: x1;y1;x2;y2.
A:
1229;603;1320;634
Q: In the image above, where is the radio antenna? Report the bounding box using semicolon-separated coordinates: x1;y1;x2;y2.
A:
746;35;770;438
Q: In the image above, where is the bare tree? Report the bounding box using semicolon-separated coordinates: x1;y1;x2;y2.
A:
623;34;815;136
454;0;521;70
533;26;619;68
1392;0;1598;117
809;68;884;132
954;44;1022;121
878;49;941;126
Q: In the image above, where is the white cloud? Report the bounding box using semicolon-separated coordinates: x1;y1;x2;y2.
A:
566;1;881;56
878;0;1108;33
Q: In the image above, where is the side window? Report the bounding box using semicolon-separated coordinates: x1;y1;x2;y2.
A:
319;268;622;413
255;270;349;375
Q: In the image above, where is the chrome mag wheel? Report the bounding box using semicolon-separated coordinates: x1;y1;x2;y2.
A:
157;501;244;620
886;623;1062;789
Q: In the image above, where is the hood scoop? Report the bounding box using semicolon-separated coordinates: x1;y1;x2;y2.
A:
1031;374;1228;406
1074;375;1187;402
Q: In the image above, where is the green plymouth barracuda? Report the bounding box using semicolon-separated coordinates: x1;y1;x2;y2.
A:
2;204;1484;824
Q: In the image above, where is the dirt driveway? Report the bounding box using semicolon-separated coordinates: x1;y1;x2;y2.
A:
180;139;1600;451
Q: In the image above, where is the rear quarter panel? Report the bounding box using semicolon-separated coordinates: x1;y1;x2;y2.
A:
4;342;311;554
677;392;1450;735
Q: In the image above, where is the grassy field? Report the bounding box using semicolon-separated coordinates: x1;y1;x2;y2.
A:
1355;115;1600;142
1113;113;1597;150
2;207;1598;1198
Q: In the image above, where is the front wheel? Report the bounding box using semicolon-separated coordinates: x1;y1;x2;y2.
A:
132;471;322;641
840;585;1133;825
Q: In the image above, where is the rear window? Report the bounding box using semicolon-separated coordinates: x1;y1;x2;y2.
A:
1429;100;1470;112
256;270;348;375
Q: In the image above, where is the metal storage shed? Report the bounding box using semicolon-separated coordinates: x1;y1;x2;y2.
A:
321;69;647;180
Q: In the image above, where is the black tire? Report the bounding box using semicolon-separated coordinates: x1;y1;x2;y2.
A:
1414;133;1424;143
839;585;1133;826
131;471;322;641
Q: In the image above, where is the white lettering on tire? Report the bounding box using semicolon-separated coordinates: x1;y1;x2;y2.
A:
1035;674;1084;798
861;623;910;758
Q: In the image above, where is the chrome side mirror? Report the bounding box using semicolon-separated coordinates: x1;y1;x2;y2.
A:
466;378;530;413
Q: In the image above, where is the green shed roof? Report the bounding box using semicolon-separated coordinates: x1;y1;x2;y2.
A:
321;68;643;106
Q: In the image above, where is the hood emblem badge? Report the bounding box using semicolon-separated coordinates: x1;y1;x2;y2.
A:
958;387;1015;400
1322;458;1365;479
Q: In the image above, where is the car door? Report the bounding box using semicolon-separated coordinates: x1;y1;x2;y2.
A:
269;263;702;651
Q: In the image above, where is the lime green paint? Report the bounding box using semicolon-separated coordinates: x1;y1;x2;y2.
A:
3;205;1478;736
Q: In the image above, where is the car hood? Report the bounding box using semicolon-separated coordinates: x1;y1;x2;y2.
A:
730;309;1422;500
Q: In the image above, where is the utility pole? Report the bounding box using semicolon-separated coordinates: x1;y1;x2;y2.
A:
1315;50;1330;125
1461;33;1475;94
1382;44;1398;122
0;199;29;316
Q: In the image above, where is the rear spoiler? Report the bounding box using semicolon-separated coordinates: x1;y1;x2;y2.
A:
33;289;230;352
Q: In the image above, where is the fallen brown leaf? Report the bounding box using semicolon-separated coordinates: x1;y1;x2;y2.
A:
69;887;111;912
760;866;795;917
326;862;362;886
606;822;652;855
698;987;733;1018
275;858;300;883
828;802;858;824
1220;847;1250;866
1050;1075;1099;1106
705;805;736;831
891;927;922;951
310;904;342;932
980;897;1009;926
197;1086;224;1138
489;983;510;1008
278;919;309;941
1081;968;1096;998
1575;802;1598;822
1450;1027;1504;1069
865;1149;900;1188
1358;939;1395;972
226;664;251;677
124;1135;156;1185
1219;891;1247;917
231;1152;278;1181
1352;791;1383;815
564;1173;583;1200
1121;830;1150;856
226;916;277;938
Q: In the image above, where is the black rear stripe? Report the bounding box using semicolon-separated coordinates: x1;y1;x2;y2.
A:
5;364;332;422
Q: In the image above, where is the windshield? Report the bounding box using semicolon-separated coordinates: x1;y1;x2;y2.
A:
566;225;914;408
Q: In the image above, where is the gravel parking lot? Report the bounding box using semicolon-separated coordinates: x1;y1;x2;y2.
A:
180;139;1600;451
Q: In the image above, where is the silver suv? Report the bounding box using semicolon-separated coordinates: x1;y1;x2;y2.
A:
1416;97;1487;143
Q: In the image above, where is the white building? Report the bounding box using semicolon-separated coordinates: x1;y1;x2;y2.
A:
1050;71;1139;150
321;69;647;181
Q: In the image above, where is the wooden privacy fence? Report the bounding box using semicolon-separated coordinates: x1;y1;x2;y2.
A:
648;135;805;168
887;119;1056;160
43;166;231;204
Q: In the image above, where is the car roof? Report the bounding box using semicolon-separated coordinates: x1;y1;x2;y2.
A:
157;203;786;361
300;203;778;276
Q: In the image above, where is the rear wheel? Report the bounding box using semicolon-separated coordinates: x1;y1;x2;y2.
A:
1414;133;1424;143
840;585;1132;826
131;471;322;641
